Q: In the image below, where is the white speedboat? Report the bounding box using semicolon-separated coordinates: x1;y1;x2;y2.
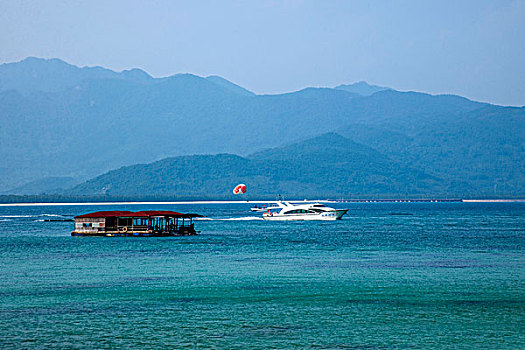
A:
262;202;348;221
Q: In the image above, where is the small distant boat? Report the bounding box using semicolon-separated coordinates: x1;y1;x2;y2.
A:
262;201;348;221
250;205;268;212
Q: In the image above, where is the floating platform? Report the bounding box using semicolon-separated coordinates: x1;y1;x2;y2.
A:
71;210;203;237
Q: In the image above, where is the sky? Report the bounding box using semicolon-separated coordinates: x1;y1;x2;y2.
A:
1;0;524;106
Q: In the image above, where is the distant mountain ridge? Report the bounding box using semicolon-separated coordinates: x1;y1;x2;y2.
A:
0;57;153;93
335;81;391;96
205;75;255;96
0;57;523;197
1;177;79;195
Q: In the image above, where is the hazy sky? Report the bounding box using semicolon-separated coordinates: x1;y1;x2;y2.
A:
1;0;524;106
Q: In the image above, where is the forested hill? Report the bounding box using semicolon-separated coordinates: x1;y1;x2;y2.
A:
1;57;524;197
68;133;493;199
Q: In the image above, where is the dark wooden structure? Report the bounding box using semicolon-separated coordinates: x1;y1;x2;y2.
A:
72;210;203;237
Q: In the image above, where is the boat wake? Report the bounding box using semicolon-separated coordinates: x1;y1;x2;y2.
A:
0;214;69;218
219;217;264;221
194;216;263;221
0;214;73;223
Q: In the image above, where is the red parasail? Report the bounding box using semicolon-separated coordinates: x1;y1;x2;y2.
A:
233;184;247;194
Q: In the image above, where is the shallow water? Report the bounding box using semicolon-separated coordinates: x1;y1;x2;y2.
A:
0;202;523;349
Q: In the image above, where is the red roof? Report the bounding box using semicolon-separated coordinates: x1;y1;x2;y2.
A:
75;211;135;218
75;210;203;219
75;210;202;218
133;210;184;217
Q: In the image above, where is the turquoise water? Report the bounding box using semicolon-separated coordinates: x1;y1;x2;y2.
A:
0;202;523;349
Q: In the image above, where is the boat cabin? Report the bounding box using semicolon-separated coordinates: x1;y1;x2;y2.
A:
72;210;203;236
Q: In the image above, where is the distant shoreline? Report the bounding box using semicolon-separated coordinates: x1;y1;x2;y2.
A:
0;199;524;207
461;199;525;203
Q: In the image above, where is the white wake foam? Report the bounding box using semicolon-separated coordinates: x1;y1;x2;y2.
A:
194;216;264;221
218;217;264;221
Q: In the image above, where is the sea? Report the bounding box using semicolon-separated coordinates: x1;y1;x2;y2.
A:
0;201;523;349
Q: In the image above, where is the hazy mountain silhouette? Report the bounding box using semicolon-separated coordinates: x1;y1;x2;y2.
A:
1;177;79;195
0;57;523;197
335;81;391;96
205;75;255;96
0;57;153;93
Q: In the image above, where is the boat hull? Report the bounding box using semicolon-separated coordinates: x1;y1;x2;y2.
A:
262;209;348;221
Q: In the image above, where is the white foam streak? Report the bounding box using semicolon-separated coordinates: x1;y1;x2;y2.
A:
194;216;264;221
218;217;264;221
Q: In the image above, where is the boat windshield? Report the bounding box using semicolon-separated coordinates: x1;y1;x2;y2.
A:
283;209;316;215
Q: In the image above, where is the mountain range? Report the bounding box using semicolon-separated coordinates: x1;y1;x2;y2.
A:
0;57;523;198
68;133;443;199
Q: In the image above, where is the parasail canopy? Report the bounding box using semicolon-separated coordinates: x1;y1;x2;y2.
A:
233;184;247;195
